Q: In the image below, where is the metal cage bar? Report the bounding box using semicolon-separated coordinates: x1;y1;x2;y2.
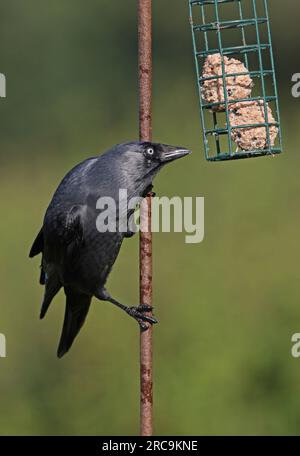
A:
189;0;283;161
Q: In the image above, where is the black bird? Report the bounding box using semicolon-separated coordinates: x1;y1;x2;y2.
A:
29;141;191;357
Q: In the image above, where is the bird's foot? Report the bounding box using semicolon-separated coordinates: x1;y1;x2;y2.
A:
126;305;158;331
136;304;153;312
143;184;156;198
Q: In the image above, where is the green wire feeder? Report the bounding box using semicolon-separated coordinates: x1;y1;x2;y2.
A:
189;0;283;161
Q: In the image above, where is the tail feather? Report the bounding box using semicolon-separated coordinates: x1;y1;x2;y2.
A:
39;265;46;285
57;289;91;358
40;276;61;319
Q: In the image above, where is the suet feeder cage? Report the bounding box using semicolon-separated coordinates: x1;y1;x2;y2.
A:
189;0;283;161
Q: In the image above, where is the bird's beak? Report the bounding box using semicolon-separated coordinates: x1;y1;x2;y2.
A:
161;147;192;163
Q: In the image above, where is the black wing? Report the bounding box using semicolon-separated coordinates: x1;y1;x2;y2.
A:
29;227;44;258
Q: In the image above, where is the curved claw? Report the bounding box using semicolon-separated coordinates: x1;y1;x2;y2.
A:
126;306;158;325
136;319;149;331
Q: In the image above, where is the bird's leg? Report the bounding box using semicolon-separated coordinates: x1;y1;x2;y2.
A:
142;184;156;198
96;288;157;331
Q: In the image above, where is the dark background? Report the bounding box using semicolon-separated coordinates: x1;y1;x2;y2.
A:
0;0;299;435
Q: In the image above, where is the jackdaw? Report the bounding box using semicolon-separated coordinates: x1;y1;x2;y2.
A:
29;141;191;357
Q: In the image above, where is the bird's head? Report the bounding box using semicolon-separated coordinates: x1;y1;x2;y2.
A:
110;141;191;187
139;141;191;167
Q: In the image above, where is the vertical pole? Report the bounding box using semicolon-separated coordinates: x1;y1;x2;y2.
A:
138;0;153;437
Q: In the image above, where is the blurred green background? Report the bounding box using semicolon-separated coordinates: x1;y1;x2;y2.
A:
0;0;300;436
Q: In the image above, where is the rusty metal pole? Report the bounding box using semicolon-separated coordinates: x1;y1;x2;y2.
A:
138;0;153;437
